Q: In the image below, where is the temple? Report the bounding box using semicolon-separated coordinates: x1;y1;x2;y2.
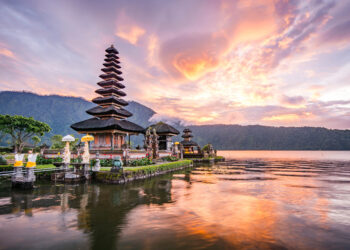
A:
146;122;180;151
180;128;199;153
71;45;144;150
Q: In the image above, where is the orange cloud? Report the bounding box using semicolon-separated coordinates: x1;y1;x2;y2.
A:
263;112;313;122
0;48;16;59
172;52;219;81
116;25;145;45
115;11;146;45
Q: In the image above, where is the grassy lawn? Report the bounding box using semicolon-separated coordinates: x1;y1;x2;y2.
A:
0;164;55;170
36;164;55;169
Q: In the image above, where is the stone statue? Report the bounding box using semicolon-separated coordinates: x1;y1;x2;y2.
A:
111;156;123;172
93;159;101;172
152;128;159;159
82;141;90;164
144;128;152;151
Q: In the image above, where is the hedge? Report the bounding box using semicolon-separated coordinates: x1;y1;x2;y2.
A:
96;160;193;181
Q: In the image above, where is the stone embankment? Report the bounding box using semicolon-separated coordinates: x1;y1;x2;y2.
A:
95;160;193;184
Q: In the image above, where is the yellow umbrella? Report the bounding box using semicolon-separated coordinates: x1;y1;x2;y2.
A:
81;134;94;142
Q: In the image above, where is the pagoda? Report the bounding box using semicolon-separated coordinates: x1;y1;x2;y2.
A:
146;122;180;151
180;128;199;153
71;45;144;150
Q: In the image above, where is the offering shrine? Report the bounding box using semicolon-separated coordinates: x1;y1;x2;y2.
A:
180;128;199;153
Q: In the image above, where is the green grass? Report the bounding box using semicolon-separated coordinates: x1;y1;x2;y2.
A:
0;164;55;170
36;164;55;169
100;167;112;171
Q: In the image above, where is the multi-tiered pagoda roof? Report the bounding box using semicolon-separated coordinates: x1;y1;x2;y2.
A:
71;45;144;134
180;128;198;147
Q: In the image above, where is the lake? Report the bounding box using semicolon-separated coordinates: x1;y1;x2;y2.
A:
1;150;350;249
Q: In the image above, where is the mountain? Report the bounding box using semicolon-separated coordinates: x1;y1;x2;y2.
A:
188;124;350;150
0;91;155;145
1;91;350;150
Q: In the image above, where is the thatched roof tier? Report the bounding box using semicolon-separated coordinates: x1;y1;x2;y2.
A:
99;73;124;81
104;57;120;63
180;140;198;147
103;61;121;69
97;79;125;89
105;45;119;54
95;88;126;97
71;118;144;133
105;53;119;60
86;106;132;117
183;128;192;133
181;134;193;138
146;122;180;135
101;67;122;75
92;96;128;106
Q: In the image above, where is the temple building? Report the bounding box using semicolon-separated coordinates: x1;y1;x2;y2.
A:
180;128;199;153
146;122;180;151
71;45;144;150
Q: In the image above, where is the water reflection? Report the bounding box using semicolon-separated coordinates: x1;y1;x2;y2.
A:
1;156;350;249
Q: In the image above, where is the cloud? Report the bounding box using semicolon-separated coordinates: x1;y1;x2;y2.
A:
115;10;146;45
280;95;306;108
0;0;350;129
0;48;16;59
159;33;228;81
148;113;188;126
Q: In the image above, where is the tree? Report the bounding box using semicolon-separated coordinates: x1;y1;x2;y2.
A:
32;135;41;150
0;115;51;153
51;134;79;150
51;134;64;149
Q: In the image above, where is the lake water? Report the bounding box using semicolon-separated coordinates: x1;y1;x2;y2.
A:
1;150;350;249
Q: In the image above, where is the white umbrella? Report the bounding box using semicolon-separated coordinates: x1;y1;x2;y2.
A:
62;135;75;142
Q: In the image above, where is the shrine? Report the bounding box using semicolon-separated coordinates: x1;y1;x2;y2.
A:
71;45;144;149
146;122;179;151
180;128;199;153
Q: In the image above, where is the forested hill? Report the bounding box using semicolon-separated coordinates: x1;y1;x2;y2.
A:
188;125;350;150
0;91;155;141
1;91;350;150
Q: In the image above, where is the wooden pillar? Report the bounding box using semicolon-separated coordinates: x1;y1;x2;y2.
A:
111;133;114;150
128;133;131;149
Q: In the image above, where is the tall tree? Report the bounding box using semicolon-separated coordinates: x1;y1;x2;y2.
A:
32;135;41;151
50;134;64;149
0;115;51;153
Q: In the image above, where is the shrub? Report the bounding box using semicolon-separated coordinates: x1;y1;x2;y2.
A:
0;146;13;153
127;160;192;174
162;156;178;162
0;155;7;165
129;157;153;166
100;159;113;167
36;155;53;164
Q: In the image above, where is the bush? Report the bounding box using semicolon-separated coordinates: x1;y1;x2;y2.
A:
100;159;113;167
0;146;13;153
0;156;7;165
129;157;153;166
36;155;62;164
127;160;193;174
162;156;178;162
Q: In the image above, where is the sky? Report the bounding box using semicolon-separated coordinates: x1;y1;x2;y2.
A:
0;0;350;129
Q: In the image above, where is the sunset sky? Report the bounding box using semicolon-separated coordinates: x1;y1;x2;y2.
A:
0;0;350;128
